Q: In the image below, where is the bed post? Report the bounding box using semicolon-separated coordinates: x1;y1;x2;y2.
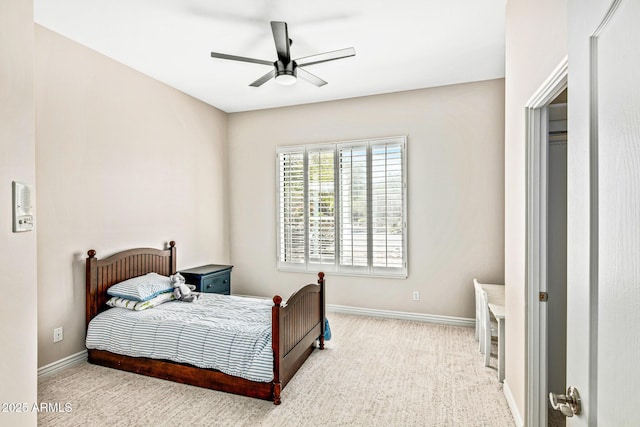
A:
271;295;283;405
318;272;326;350
168;241;177;274
86;249;97;330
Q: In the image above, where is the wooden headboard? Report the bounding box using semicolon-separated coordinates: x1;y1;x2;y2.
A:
85;241;177;328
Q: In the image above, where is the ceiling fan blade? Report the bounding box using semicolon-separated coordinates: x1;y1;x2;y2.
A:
295;47;356;67
296;67;328;87
210;52;273;66
270;21;291;63
249;69;276;87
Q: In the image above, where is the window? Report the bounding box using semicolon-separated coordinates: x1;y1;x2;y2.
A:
277;136;407;277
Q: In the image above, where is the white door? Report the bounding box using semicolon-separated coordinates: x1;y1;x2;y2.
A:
566;0;640;424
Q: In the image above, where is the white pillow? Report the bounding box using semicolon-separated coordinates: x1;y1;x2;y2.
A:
106;292;175;311
106;272;173;301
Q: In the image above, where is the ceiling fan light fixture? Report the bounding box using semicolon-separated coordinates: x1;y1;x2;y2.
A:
275;72;297;85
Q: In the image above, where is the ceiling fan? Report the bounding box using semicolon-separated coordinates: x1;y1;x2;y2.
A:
210;21;355;87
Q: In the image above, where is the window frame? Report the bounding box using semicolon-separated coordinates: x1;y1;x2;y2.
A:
276;136;407;278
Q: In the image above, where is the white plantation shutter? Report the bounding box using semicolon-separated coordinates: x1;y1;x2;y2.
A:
371;141;405;274
308;147;335;265
277;149;305;265
277;137;407;277
338;144;369;270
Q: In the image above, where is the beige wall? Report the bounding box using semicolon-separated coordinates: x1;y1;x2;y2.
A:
504;0;567;421
0;0;38;425
227;80;505;318
35;26;230;366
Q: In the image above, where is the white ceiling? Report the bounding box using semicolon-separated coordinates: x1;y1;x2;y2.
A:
34;0;505;113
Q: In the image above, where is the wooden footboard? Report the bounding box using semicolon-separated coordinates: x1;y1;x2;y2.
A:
271;272;325;404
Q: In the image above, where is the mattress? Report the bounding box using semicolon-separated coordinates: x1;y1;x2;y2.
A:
86;293;275;382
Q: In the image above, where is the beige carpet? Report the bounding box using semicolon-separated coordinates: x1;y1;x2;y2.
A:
38;313;515;426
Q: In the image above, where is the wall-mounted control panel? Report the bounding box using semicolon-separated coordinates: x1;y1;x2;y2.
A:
12;181;34;232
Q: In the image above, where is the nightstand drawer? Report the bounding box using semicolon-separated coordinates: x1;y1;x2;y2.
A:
201;273;230;295
179;264;233;295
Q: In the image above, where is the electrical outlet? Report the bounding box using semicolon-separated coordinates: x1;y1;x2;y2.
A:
412;291;420;301
53;327;63;343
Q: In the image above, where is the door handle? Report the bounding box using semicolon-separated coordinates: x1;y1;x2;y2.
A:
549;386;581;417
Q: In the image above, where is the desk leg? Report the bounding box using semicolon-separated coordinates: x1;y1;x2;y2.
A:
498;318;505;383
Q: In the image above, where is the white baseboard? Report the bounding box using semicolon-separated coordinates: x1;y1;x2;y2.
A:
327;304;474;328
503;380;524;427
38;350;87;380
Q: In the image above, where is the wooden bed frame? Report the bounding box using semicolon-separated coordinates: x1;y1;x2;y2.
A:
85;241;325;404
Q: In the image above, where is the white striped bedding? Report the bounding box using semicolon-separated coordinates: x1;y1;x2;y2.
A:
86;293;275;382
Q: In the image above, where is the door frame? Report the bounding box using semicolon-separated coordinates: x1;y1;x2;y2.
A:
525;57;568;427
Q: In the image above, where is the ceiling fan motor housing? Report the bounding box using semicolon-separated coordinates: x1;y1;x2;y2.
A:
275;60;296;78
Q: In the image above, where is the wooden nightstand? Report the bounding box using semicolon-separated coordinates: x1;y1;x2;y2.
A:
179;264;233;295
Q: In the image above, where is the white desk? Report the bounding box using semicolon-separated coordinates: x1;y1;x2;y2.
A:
487;296;505;383
479;283;505;382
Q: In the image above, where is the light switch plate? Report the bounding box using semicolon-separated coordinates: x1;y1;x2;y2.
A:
12;181;34;232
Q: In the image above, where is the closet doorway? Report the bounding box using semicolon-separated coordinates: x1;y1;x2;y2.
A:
546;90;568;427
524;58;568;427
